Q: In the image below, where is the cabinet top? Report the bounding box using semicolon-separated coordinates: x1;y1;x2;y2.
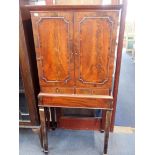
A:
20;0;123;8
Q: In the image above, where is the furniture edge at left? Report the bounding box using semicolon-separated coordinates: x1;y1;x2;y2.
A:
19;9;40;128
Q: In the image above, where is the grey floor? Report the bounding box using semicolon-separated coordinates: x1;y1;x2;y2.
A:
19;128;135;155
115;51;135;127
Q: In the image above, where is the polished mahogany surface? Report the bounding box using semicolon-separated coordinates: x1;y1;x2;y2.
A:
20;0;127;152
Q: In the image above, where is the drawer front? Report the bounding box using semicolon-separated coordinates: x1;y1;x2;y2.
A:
41;87;109;95
41;87;74;94
38;94;113;109
76;88;110;95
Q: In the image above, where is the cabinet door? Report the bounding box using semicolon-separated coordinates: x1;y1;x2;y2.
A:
31;12;74;87
74;11;119;90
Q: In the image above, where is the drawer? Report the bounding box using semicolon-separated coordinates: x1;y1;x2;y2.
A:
38;93;113;109
41;87;74;94
76;88;110;95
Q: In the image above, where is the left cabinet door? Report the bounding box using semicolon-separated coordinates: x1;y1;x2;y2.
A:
31;12;74;88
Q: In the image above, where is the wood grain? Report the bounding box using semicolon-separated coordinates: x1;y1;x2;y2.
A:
38;93;113;109
31;11;74;87
57;117;102;130
74;11;119;89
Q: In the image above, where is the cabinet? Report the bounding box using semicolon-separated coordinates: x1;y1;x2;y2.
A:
27;0;127;153
31;11;119;94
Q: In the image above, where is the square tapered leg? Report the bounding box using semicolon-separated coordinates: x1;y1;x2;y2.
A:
100;110;106;133
103;110;111;155
39;107;48;152
45;108;50;129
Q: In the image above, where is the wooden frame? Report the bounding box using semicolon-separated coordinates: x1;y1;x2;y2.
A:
19;10;39;127
111;0;127;131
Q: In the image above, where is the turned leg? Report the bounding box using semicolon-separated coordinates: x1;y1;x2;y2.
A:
103;110;111;155
39;107;48;152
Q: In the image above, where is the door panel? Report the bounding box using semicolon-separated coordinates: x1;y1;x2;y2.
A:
74;11;119;90
31;12;74;87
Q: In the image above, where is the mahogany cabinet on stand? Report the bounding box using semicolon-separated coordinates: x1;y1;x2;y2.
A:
20;0;127;154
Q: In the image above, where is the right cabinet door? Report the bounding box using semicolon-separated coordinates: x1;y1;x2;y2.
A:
74;11;120;91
